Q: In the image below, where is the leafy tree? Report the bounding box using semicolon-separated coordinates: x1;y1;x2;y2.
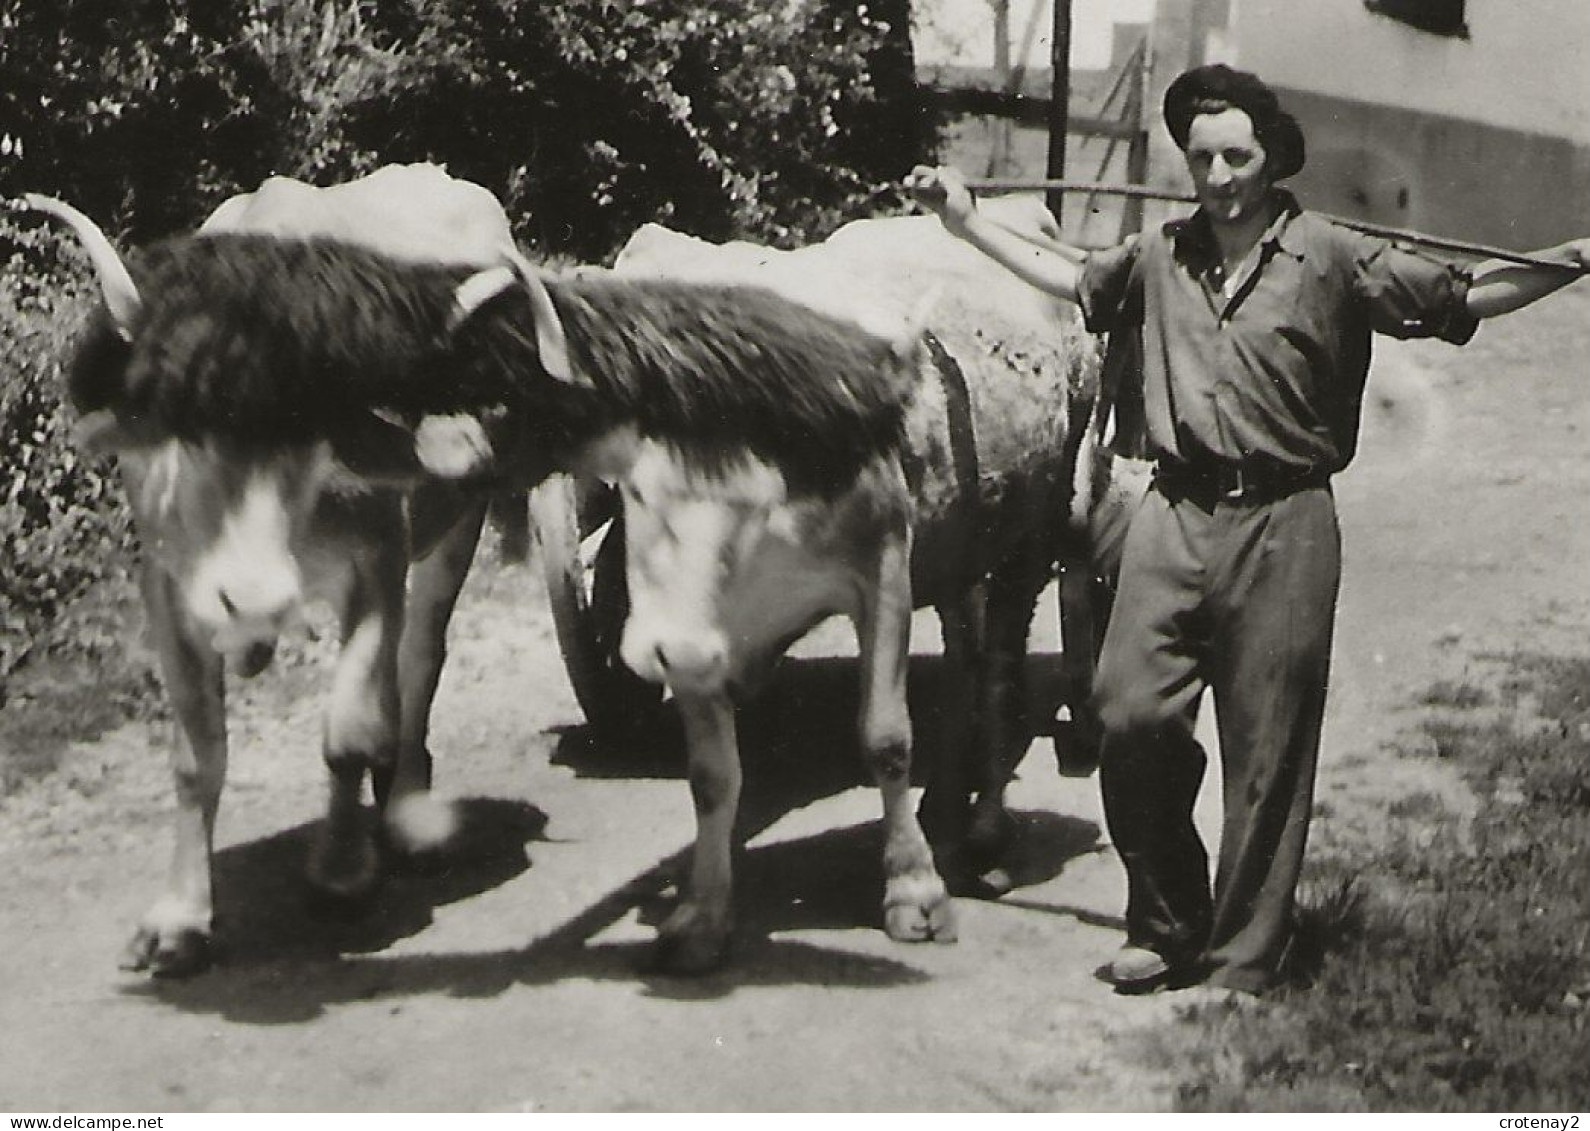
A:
0;0;938;255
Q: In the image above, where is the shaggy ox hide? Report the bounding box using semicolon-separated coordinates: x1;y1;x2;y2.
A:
68;234;918;494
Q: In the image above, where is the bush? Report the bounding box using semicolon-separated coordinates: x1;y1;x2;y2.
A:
0;212;135;682
414;0;932;257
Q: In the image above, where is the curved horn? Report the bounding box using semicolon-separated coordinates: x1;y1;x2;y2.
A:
450;249;585;388
22;193;141;338
499;245;582;388
449;265;517;330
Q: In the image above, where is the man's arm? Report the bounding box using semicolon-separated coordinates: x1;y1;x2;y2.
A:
907;165;1085;303
1465;238;1590;320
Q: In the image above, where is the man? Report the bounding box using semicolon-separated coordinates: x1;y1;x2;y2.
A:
908;63;1589;994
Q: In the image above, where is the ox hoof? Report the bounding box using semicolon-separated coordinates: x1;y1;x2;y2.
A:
931;843;1000;900
307;823;382;907
884;882;958;945
1052;717;1102;778
121;923;214;978
649;931;731;976
968;866;1015;899
884;890;954;948
650;905;732;976
966;804;1019;862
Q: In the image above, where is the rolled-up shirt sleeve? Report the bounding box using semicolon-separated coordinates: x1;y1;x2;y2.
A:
1077;235;1142;334
1350;233;1478;344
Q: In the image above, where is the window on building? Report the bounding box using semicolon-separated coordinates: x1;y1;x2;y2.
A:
1363;0;1469;38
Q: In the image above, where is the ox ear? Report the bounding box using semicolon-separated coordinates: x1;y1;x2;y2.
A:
411;412;498;480
334;410;497;484
449;265;517;329
73;408;151;457
21;194;141;340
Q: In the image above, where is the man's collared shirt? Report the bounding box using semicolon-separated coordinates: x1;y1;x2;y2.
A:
1078;191;1477;477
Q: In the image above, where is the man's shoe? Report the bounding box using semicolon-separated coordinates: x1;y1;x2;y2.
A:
1106;946;1176;994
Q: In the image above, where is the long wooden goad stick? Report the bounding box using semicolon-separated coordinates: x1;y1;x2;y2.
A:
962;177;1589;273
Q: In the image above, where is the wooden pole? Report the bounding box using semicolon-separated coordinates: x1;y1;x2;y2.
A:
1045;0;1073;225
990;0;1012;176
970;177;1193;200
960;178;1589;271
1119;42;1149;239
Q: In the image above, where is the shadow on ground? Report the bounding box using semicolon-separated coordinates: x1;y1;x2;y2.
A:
123;647;1102;1024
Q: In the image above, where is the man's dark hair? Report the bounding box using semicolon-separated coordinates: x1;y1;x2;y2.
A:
1163;64;1306;180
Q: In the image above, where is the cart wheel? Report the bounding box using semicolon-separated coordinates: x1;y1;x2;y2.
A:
531;474;663;730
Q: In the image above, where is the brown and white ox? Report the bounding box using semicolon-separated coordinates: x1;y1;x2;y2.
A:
26;165;516;975
46;224;953;975
589;205;1119;897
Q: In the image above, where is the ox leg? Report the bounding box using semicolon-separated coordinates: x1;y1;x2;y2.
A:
655;692;741;975
965;547;1050;881
856;533;955;944
380;487;487;854
124;567;228;977
1055;562;1109;774
310;503;407;902
916;590;983;849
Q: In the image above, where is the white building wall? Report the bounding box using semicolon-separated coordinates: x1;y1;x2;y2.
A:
1226;0;1590;143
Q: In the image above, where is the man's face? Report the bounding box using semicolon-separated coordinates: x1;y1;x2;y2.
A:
1185;107;1273;227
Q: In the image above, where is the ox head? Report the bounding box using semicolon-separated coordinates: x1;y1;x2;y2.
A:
23;195;323;660
574;435;797;697
26;194;581;664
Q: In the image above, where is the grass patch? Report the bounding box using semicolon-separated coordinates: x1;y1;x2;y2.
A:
1162;653;1590;1112
1419;679;1492;710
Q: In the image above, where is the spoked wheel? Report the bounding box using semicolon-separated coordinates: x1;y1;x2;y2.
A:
530;474;664;731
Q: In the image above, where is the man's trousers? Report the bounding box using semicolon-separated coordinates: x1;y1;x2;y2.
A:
1093;480;1341;992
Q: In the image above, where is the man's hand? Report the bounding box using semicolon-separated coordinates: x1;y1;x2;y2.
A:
1466;235;1590;320
906;164;1084;304
906;165;977;235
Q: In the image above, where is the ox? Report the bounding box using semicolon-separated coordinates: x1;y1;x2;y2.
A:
50;227;954;974
561;203;1119;893
27;165;510;975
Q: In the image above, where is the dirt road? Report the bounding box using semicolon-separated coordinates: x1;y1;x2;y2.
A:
2;287;1586;1112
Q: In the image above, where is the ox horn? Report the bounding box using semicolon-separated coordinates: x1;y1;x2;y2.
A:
449;265;518;327
449;247;585;389
500;245;585;388
21;193;141;339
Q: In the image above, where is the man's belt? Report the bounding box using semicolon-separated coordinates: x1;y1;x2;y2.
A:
1152;460;1331;506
